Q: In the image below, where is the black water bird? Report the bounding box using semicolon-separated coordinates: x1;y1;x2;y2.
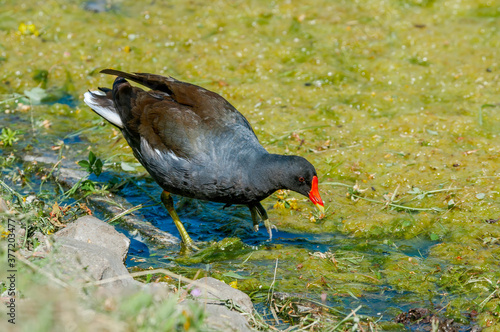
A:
84;70;324;250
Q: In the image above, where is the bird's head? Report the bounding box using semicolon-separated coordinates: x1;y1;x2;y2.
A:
280;156;325;214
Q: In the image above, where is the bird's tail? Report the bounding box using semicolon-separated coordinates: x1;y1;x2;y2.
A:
83;88;124;128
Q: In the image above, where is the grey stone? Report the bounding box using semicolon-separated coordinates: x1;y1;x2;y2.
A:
55;216;130;262
181;299;254;332
88;195;180;246
203;302;254;332
56;167;90;188
140;282;175;301
0;197;9;212
137;282;254;331
32;231;50;254
50;236;140;289
189;277;254;314
22;154;59;164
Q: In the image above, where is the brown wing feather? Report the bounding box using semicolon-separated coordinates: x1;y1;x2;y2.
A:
136;96;203;159
101;69;199;107
100;69;248;120
101;69;258;160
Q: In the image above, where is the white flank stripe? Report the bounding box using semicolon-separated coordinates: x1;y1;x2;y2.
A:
167;151;180;161
141;137;183;162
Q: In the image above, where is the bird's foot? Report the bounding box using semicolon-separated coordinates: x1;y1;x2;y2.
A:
263;219;278;240
252;220;277;240
180;240;200;254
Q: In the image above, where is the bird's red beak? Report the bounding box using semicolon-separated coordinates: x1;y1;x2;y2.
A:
308;176;324;214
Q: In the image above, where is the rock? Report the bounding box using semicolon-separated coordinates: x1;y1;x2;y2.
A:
88;195;180;246
202;301;255;332
50;216;140;289
22;154;59;164
32;231;50;257
56;167;92;188
55;216;130;261
0;197;9;212
141;280;256;331
141;282;175;300
189;277;254;314
181;277;256;331
14;223;26;248
141;281;255;331
50;236;140;289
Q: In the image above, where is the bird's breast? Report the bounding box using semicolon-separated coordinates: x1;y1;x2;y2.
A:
131;136;263;203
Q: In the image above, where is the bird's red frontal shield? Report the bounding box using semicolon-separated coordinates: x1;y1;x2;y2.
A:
308;176;324;213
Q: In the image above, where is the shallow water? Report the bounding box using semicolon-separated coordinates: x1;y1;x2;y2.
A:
1;0;500;329
0;108;444;323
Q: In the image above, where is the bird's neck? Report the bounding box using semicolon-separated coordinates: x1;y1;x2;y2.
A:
246;153;292;198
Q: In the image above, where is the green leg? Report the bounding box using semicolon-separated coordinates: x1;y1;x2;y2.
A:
249;203;277;240
161;191;199;251
249;205;261;232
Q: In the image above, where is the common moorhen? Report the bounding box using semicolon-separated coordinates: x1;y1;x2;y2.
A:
84;69;324;250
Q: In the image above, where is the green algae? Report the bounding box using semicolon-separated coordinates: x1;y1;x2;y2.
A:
1;0;500;329
175;237;250;265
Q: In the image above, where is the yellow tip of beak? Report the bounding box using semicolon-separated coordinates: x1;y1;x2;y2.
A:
315;203;325;214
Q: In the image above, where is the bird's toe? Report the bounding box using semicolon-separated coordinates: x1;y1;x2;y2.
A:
180;241;201;254
263;219;278;240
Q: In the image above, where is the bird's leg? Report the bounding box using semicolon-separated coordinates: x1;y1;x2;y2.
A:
251;202;277;240
256;203;277;240
160;191;199;251
249;205;261;232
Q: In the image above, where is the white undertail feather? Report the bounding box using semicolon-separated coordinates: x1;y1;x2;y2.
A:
83;91;123;128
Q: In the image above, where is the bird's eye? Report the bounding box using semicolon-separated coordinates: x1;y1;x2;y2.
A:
299;177;305;183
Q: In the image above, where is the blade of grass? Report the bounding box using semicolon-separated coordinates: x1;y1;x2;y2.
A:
328;305;363;332
0;178;25;210
478;104;498;126
104;202;160;224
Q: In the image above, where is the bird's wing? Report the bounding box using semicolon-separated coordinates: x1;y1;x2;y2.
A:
101;70;260;161
100;69;255;132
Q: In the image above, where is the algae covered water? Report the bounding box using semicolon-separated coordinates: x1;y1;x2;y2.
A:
1;0;500;330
